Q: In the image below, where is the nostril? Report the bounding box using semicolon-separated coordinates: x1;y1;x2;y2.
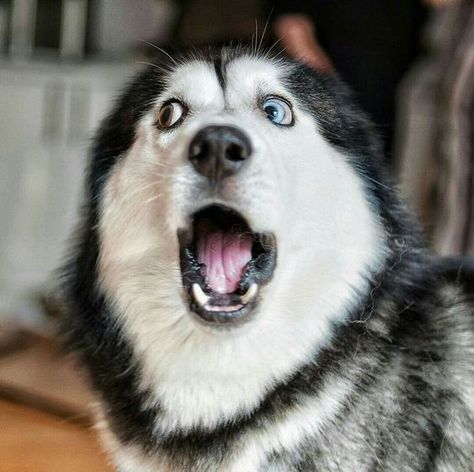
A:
190;141;209;161
226;144;246;162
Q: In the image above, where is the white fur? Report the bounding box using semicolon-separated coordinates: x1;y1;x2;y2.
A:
96;56;387;468
98;375;353;471
227;375;353;471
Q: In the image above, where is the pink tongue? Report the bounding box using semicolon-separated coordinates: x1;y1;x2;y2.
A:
197;231;253;294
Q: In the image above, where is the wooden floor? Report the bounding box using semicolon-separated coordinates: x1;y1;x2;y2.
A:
0;399;113;472
0;332;113;471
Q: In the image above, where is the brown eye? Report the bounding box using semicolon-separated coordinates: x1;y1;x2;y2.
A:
157;101;186;129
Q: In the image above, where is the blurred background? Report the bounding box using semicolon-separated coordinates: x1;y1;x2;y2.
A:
0;0;471;470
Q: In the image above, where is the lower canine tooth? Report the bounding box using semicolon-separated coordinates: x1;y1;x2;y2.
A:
192;283;210;307
241;283;258;305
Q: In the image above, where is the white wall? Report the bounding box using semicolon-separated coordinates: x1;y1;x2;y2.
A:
0;60;134;328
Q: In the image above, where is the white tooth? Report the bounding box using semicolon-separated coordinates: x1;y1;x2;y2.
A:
240;283;259;305
192;283;210;307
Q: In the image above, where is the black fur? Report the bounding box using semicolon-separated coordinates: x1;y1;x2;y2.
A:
214;56;226;91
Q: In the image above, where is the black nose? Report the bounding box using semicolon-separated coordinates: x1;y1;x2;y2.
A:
188;125;252;182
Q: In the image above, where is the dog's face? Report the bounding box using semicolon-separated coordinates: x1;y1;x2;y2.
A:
94;51;386;430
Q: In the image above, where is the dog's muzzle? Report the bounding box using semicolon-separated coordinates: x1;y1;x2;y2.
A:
178;126;276;326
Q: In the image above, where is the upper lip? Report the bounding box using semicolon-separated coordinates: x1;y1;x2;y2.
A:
178;204;277;326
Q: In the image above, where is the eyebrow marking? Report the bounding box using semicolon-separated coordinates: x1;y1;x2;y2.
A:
214;56;226;91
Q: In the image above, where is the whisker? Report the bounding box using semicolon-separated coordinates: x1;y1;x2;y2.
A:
142;193;163;206
270;44;289;62
265;38;283;59
258;7;274;54
136;61;171;73
253;19;258;55
137;39;178;66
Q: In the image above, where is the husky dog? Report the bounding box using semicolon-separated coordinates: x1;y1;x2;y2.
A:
62;46;474;471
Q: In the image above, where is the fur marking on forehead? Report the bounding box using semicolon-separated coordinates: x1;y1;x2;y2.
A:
213;56;226;91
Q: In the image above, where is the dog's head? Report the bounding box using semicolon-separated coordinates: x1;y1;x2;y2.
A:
95;48;388;337
66;45;423;434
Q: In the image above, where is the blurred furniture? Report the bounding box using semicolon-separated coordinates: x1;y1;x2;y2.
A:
4;0;175;59
397;1;474;255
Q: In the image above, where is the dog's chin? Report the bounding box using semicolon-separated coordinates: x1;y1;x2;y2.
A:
178;204;277;327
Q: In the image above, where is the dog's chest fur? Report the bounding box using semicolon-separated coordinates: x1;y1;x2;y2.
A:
101;281;474;472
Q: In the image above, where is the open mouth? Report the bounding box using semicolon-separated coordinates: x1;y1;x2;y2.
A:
178;204;277;325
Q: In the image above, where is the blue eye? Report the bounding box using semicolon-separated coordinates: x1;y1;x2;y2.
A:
262;97;293;126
